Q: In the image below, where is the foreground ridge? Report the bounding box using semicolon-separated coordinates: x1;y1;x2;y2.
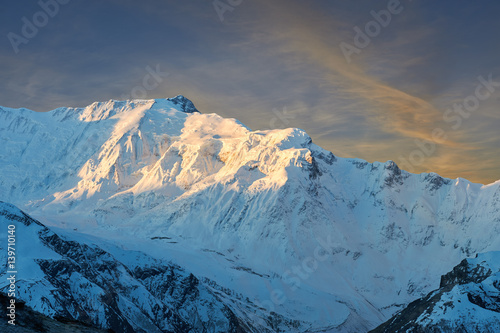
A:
371;252;500;332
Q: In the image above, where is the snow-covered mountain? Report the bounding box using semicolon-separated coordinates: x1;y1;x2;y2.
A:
1;96;499;332
0;201;278;332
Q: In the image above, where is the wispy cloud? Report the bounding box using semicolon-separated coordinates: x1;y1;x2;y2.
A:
216;0;498;183
0;0;498;183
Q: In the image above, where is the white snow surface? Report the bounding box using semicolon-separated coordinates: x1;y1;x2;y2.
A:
1;96;500;332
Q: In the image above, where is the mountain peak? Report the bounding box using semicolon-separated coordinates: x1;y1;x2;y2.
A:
50;96;199;123
163;95;199;113
121;95;199;114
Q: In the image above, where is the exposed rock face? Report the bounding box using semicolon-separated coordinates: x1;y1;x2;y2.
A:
0;291;111;333
0;202;284;332
167;95;199;113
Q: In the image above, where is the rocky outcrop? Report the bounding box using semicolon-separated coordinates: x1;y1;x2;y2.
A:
371;252;500;333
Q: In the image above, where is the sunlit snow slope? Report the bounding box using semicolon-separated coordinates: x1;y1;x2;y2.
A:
1;96;499;332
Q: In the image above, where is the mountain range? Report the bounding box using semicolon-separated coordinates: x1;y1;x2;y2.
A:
1;96;499;332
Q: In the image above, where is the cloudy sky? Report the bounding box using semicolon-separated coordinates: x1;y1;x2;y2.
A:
1;0;499;184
